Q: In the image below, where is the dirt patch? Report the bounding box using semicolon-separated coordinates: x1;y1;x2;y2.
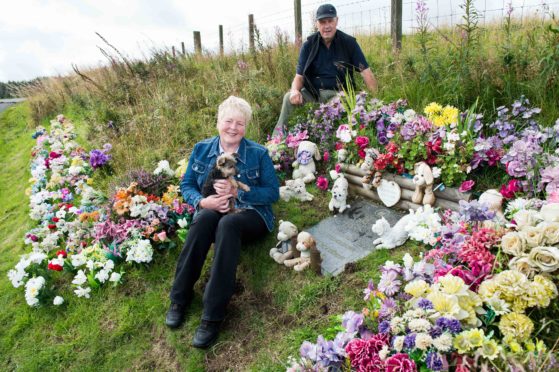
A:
131;326;181;371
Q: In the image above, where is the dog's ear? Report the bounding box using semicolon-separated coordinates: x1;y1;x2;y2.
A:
232;153;240;160
313;143;321;160
423;165;434;185
217;156;225;167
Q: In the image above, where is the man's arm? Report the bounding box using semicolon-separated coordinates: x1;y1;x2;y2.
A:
289;74;305;105
360;68;378;93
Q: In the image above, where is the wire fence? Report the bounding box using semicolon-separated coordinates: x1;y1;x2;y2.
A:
184;0;559;54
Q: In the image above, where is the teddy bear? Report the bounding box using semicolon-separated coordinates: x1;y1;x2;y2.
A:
284;231;321;274
329;171;351;214
279;178;314;202
292;141;321;183
411;161;435;206
479;189;506;227
269;220;299;264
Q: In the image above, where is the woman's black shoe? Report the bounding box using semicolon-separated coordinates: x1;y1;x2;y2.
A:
165;303;186;328
192;320;221;348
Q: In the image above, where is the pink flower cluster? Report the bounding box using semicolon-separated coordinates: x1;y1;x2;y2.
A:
345;334;393;371
456;228;500;288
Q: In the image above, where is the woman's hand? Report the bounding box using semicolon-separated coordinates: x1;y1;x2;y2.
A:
213;179;238;198
200;194;232;213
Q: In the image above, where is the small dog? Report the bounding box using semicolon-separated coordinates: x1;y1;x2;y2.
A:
202;153;250;212
329;172;351;214
279;178;314;202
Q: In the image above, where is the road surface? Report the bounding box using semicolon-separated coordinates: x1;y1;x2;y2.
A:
0;98;26;114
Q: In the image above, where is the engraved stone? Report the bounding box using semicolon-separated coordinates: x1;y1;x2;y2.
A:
376;179;401;207
307;198;404;275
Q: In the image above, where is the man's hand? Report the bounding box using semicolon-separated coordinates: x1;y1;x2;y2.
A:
289;89;304;105
213;179;238;198
200;194;232;213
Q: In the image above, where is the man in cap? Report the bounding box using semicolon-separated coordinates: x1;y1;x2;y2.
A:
274;3;378;134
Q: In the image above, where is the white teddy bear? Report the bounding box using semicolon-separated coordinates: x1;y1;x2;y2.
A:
292;140;321;183
279;178;314;202
328;171;351;214
269;220;299;264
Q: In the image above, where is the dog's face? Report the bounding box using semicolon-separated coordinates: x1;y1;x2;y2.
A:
216;153;238;177
290;179;306;194
331;177;348;200
413;162;433;186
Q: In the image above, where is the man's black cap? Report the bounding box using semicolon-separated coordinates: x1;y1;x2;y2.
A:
316;4;337;20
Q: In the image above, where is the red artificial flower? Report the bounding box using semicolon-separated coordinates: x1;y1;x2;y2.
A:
27;234;38;242
355;136;370;149
385;141;399;154
316;176;329;191
335;163;342;174
49;151;62;159
56;250;67;258
52;217;60;223
385;353;417;372
335;142;344;151
323;151;330;163
358;149;366;159
500;179;521;199
458;180;475;193
48;262;63;271
48;224;57;230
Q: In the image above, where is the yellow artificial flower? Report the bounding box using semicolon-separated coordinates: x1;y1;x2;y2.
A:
404;279;430;298
533;275;558;299
499;312;534;342
424;102;443;117
453;333;472;354
175;158;188;178
86;178;94;185
464;329;484;348
442;105;459;125
438;275;468;296
478;339;500;360
71;157;85;167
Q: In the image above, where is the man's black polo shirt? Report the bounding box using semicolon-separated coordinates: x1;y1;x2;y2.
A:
296;30;369;93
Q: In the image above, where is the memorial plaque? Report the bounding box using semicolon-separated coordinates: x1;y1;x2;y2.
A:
307;198;404;275
376;179;401;207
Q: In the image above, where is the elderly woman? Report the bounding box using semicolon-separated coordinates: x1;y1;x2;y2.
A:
166;96;279;348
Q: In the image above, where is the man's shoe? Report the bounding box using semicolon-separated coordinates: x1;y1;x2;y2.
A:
165;303;186;328
192;320;221;348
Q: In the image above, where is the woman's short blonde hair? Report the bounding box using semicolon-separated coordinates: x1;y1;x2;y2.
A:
217;96;252;124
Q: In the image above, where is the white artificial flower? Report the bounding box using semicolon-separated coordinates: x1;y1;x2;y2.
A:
379;345;390;360
336;125;354;143
53;296;64;305
485;296;510;315
393;336;405;352
70;253;87;268
153;160;175;177
433;333;453;352
95;269;109;283
7;268;27;288
391;113;405;124
431;167;441;179
402;253;414;269
109;272;122;283
403;109;416;122
408;318;432;333
177;218;188;229
415;333;433;350
74;286;91;298
126;239;154;264
72;270;87;285
24;276;45;307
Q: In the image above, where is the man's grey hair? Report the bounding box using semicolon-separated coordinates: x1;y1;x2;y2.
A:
217;96;252;124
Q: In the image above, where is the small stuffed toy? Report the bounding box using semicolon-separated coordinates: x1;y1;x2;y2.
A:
337;148;348;162
412;161;435;206
279;178;314;202
371;211;415;249
284;231;321;274
479;189;506;227
329;172;351;214
292;141;321;183
269;220;299;264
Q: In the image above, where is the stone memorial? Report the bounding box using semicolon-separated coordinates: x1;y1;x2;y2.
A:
307;198;404;275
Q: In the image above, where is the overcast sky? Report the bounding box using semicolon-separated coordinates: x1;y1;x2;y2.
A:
0;0;555;82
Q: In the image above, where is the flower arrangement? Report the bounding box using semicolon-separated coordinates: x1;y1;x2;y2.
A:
7;115;193;307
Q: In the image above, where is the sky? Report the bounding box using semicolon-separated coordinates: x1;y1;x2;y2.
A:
0;0;556;82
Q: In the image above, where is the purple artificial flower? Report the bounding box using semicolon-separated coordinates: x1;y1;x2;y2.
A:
378;270;401;297
363;279;375;301
426;351;444;371
379;297;398;319
429;326;443;338
404;333;416;349
459;200;496;222
417;298;433;310
378;320;391;334
341;311;364;333
89;149;110;169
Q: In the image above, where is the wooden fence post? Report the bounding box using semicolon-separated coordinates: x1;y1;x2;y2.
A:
172;46;176;58
193;31;202;54
294;0;302;47
391;0;402;51
249;14;255;52
219;25;224;56
181;42;185;55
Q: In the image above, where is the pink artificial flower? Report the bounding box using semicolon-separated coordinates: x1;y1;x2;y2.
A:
500;179;521;199
358;148;366;159
335;163;342;174
385;353;417;372
285;130;308;148
156;231;168;242
458;180;475;193
323;151;330;163
548;191;559;204
355;136;370;149
316;176;329;191
335;142;344;151
56;250;67;258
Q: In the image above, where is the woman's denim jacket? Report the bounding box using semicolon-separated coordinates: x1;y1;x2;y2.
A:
180;136;280;231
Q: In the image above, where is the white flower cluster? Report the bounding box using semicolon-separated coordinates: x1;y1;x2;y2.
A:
125;239;154;264
153;160;175;177
25;276;45;307
404;205;442;245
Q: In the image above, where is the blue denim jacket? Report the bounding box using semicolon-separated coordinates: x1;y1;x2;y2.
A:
180;136;280;231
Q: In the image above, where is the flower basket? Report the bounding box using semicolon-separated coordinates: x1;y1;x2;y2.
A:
341;164;472;211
